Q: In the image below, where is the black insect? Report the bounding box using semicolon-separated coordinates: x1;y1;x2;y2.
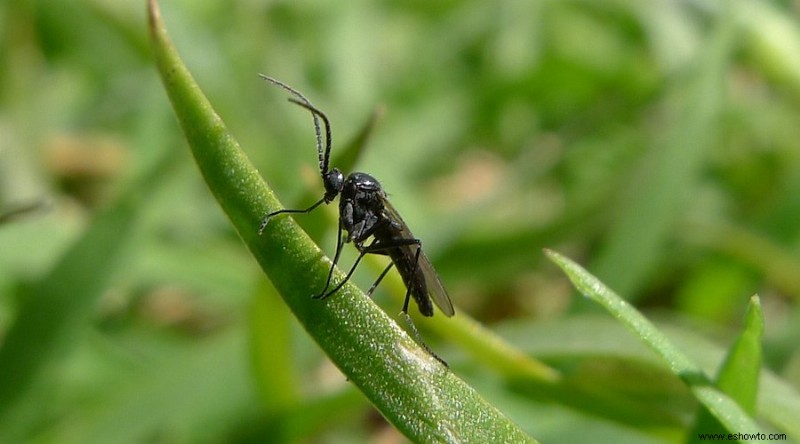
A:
257;75;455;328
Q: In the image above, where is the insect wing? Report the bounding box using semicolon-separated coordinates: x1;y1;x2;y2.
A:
381;198;455;317
416;247;455;317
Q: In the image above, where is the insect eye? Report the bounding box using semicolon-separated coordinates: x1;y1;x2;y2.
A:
323;168;344;198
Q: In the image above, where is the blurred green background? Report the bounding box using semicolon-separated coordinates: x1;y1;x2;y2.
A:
2;0;800;442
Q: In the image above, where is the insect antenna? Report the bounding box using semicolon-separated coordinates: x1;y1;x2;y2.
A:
286;99;332;176
259;74;332;177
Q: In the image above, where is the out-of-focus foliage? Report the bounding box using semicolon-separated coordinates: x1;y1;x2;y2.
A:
1;0;799;442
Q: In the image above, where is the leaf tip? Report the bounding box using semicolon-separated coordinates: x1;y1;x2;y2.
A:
744;294;764;337
542;248;568;270
147;0;161;35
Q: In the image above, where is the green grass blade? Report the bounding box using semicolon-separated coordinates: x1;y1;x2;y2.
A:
714;295;764;413
688;295;763;442
545;249;766;441
148;1;536;442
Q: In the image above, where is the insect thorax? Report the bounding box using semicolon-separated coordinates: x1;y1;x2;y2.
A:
340;172;388;244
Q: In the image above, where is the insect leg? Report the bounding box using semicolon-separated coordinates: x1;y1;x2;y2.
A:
400;311;448;366
314;237;446;365
258;197;326;235
316;247;368;300
390;239;449;366
317;237;416;300
315;216;393;299
400;245;424;314
314;217;346;299
345;237;423;314
367;262;395;297
354;237;423;315
366;238;447;366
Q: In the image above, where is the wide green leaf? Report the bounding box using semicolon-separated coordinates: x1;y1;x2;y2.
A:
147;0;535;442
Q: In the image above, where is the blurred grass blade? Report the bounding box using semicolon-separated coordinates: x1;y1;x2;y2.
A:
545;249;766;439
738;0;800;99
0;200;49;225
0;145;173;441
688;295;763;442
148;1;536;441
433;311;561;383
57;329;252;443
248;282;297;411
335;105;384;172
682;219;800;300
589;1;734;298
